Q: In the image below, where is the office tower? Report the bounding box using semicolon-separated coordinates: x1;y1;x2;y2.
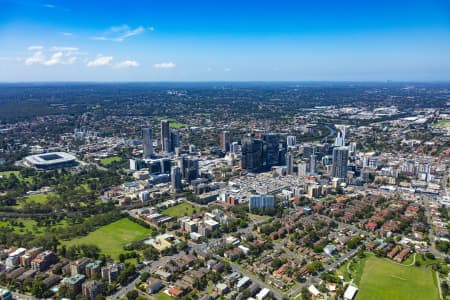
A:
231;142;239;153
171;166;182;192
129;159;138;171
142;128;153;158
286;152;294;174
154;158;167;174
178;154;188;178
220;131;231;152
278;141;287;166
321;155;333;166
332;146;349;179
189;144;196;153
349;142;357;157
334;126;347;147
241;136;263;172
160;120;171;153
286;135;296;147
363;155;378;169
309;154;317;174
186;157;199;182
298;162;307;177
314;144;327;160
170;129;180;152
174;147;181;157
334;131;344;147
302;144;315;159
262;133;281;168
178;155;199;182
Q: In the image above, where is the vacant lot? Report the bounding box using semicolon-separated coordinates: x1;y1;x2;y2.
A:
64;218;150;259
162;202;199;218
356;255;439;300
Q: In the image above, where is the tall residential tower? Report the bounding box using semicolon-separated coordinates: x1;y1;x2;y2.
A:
142;128;153;158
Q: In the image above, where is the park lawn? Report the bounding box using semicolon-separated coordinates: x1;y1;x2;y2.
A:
0;170;20;178
14;192;58;208
247;213;271;221
63;218;150;260
20;192;54;206
154;293;173;300
100;156;122;166
0;171;32;183
79;183;92;192
356;255;439;300
169;122;189;129
0;219;70;235
400;252;415;265
433;119;450;128
156;117;189;129
0;219;38;233
162;202;199;218
337;253;369;284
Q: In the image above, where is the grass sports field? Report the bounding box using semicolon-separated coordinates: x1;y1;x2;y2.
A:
356;255;439;300
64;218;150;259
162;202;199;218
100;156;122;166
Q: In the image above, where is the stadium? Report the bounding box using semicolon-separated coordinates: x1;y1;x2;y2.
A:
24;152;78;170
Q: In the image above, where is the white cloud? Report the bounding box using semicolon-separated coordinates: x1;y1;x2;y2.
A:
24;46;79;66
28;45;43;51
115;60;139;68
148;26;155;32
25;51;47;65
44;4;55;8
110;24;130;32
91;36;108;41
154;62;176;69
61;32;73;36
224;67;231;72
117;26;144;41
86;55;113;67
43;52;63;66
92;25;146;42
50;46;78;52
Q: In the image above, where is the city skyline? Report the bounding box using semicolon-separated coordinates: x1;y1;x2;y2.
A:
1;0;450;81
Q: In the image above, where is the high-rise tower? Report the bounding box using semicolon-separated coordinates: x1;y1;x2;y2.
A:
160;120;171;153
332;146;349;179
142;128;153;158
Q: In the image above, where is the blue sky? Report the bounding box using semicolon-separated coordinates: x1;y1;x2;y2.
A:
1;0;450;81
